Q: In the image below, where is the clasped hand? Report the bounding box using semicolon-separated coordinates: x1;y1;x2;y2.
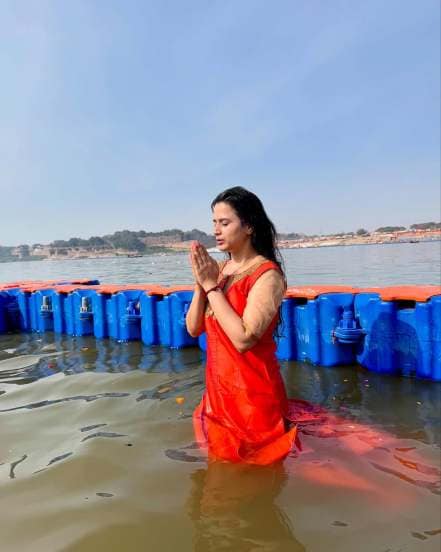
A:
190;241;219;292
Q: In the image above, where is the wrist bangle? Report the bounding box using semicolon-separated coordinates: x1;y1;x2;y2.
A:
205;285;221;295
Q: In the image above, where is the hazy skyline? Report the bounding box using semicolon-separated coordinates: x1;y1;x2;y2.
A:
1;0;440;246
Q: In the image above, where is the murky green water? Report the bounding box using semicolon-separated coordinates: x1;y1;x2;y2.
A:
0;242;440;551
0;333;439;551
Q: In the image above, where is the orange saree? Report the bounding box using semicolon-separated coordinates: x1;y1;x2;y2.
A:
193;260;297;465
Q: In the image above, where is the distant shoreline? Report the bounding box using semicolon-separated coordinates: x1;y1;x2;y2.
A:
278;236;441;250
1;234;439;263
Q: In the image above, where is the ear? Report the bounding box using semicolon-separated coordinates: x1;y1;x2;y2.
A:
246;226;253;236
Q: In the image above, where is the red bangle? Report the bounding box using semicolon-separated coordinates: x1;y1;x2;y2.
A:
205;285;221;295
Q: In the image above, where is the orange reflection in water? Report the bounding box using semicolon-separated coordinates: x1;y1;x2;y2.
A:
286;398;440;508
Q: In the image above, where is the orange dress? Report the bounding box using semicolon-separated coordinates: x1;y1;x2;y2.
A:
193;260;297;465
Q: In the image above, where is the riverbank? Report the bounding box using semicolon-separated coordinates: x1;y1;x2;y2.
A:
278;232;441;250
1;229;439;263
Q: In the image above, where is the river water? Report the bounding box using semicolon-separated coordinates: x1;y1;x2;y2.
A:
0;241;440;286
0;242;440;551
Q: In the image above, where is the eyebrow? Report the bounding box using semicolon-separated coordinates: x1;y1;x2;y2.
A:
212;218;230;223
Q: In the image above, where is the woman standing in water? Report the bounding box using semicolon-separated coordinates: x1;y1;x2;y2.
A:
186;186;297;465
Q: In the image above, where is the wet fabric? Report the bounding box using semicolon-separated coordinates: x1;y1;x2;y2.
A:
193;260;297;465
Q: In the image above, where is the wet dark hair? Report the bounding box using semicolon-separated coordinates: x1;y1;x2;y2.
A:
211;186;286;286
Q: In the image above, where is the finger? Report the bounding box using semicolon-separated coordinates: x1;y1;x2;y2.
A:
193;250;202;270
192;247;202;264
194;247;205;266
198;244;211;263
190;253;198;274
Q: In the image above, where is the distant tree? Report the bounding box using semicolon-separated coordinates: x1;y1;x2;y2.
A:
374;226;406;233
0;246;14;258
67;237;88;247
356;228;369;236
410;222;441;230
183;229;215;246
17;244;30;257
108;230;146;252
88;236;107;247
51;240;69;247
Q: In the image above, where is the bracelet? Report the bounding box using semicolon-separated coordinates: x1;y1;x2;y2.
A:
205;285;221;295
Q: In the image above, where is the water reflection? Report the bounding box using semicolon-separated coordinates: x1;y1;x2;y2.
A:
188;461;305;552
283;361;441;447
0;332;205;389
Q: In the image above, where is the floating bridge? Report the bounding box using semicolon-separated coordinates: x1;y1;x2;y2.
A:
0;279;440;381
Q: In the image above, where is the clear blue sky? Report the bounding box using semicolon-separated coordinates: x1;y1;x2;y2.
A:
1;0;439;246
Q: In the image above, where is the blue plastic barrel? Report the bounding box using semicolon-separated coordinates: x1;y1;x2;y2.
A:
169;291;198;348
294;298;320;364
106;290;143;341
355;292;441;380
432;296;441;381
51;291;71;334
81;291;117;339
3;288;46;333
1;290;18;331
0;293;7;333
141;290;197;349
140;293;160;346
9;288;54;333
283;292;359;367
33;290;56;333
92;293;109;339
157;296;172;346
198;332;207;352
276;298;300;361
318;293;360;366
62;289;99;336
17;291;34;332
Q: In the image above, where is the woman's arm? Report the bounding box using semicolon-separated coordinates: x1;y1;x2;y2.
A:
204;271;284;352
192;243;284;352
203;288;255;352
185;243;209;337
186;284;207;337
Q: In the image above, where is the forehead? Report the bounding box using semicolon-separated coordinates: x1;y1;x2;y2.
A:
212;202;239;220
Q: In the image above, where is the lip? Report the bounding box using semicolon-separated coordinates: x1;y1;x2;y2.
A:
216;240;225;245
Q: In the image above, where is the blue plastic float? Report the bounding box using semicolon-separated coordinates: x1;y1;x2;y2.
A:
0;280;440;381
355;287;441;380
276;286;362;366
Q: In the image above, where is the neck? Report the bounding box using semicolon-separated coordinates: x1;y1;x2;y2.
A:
229;242;258;266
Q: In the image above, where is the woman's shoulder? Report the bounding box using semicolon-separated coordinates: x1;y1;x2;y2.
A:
251;256;282;274
247;257;284;288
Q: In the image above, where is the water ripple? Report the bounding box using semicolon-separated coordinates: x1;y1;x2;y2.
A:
0;392;131;413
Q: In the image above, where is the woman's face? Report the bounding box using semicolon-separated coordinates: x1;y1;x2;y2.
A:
212;201;252;253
